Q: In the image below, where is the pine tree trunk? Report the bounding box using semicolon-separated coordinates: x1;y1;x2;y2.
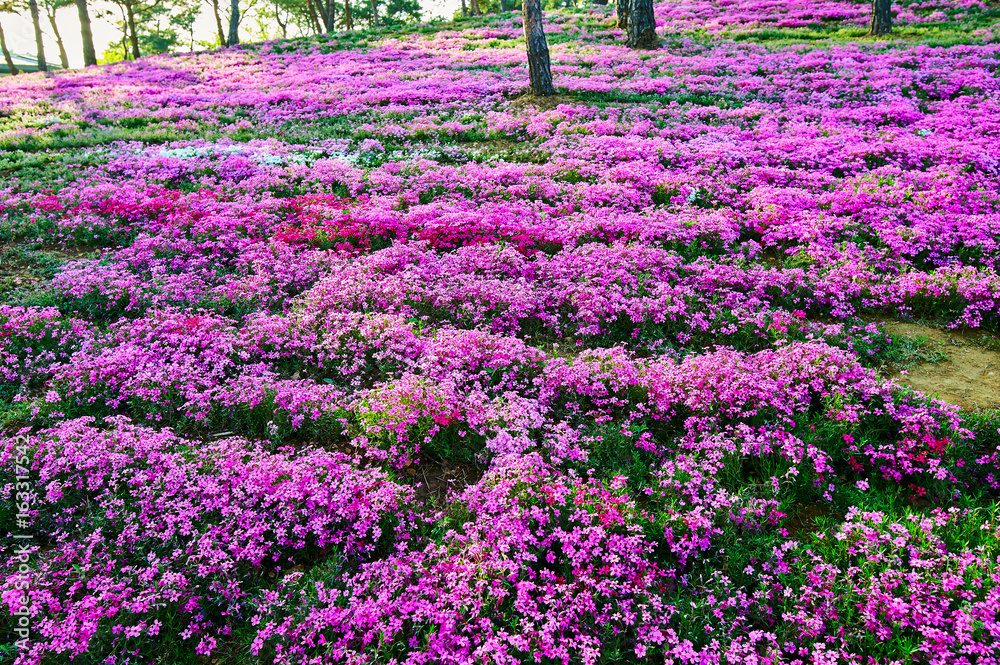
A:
28;0;47;72
328;0;335;32
370;0;377;27
0;20;18;75
616;0;628;29
626;0;657;48
522;0;553;96
344;0;353;29
212;0;227;45
461;0;467;17
126;2;141;59
470;0;480;15
47;8;70;69
869;0;892;35
75;0;97;66
228;0;240;45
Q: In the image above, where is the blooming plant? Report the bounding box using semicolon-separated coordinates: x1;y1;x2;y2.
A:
2;0;1000;662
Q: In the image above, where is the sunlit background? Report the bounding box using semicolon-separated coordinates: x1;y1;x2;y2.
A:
0;0;472;69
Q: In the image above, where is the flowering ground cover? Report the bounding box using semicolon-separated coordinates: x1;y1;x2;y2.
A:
3;1;1000;663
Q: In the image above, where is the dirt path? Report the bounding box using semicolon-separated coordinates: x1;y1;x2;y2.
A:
880;321;1000;412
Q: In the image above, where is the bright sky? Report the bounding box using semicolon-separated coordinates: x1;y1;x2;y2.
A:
0;0;463;68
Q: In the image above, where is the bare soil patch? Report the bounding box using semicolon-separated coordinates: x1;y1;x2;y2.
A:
510;93;581;110
880;321;1000;411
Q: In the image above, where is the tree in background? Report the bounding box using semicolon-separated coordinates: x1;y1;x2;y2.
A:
870;0;892;35
522;0;553;96
228;0;239;43
0;1;18;75
99;0;199;60
352;0;416;27
75;0;98;64
615;0;626;28
625;0;656;47
207;0;227;43
381;0;418;24
40;0;72;68
28;0;47;71
314;0;336;32
267;0;318;37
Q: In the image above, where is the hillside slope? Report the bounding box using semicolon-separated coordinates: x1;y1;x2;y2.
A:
2;2;1000;663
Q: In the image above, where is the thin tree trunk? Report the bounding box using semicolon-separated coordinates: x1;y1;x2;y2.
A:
212;0;227;45
461;0;467;17
616;0;628;28
869;0;891;35
0;20;18;75
522;0;553;96
305;0;321;32
126;1;141;59
304;0;317;32
28;0;47;72
470;0;480;15
228;0;239;45
370;0;377;27
47;8;69;69
314;0;329;30
329;0;336;31
75;0;97;66
344;0;352;29
626;0;657;48
275;0;287;37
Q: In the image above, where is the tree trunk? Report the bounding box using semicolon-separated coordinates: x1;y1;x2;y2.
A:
370;0;377;27
522;0;553;96
0;20;18;75
304;0;320;32
47;8;69;69
869;0;892;35
326;0;335;32
470;0;480;15
616;0;628;28
126;1;141;59
275;0;287;38
626;0;657;48
461;0;467;17
344;0;352;29
75;0;97;66
212;0;227;45
499;0;510;12
228;0;239;45
314;0;330;31
28;0;47;72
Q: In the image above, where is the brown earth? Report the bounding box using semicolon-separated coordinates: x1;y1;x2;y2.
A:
880;321;1000;412
510;92;581;110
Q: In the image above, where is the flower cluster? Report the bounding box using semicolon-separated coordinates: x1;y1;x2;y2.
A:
1;0;1000;662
